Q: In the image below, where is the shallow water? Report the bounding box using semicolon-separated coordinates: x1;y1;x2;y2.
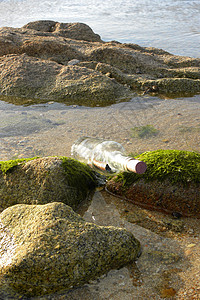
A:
0;95;200;161
0;0;200;57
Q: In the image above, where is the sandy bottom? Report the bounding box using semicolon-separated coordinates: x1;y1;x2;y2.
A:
1;94;200;160
0;94;200;299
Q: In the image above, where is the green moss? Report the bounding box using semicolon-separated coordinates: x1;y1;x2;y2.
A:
114;150;200;187
60;157;97;193
0;157;39;174
131;125;159;138
0;157;97;193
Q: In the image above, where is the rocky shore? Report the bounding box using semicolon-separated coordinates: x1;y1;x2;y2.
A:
0;20;200;106
0;21;200;299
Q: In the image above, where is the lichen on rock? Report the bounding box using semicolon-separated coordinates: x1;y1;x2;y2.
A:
106;150;200;217
0;202;140;296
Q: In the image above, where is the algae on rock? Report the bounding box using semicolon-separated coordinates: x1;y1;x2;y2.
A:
0;156;97;212
115;150;200;186
106;150;200;217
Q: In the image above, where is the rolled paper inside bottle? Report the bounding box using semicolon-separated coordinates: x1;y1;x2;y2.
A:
126;159;147;174
92;159;112;172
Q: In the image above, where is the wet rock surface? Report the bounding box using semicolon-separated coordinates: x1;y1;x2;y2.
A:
0;156;97;212
0;20;200;106
0;202;140;296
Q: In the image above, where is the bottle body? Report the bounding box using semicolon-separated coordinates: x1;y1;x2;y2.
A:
71;136;147;174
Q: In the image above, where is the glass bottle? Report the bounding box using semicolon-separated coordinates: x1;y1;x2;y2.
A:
71;136;147;174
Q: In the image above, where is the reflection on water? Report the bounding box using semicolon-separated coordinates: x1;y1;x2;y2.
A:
0;94;127;108
0;0;200;58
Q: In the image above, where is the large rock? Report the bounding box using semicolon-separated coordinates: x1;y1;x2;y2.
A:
106;150;200;217
22;20;102;42
0;54;130;105
0;20;200;105
0;156;97;212
0;202;140;296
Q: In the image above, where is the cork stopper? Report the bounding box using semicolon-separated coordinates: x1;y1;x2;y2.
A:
126;159;147;174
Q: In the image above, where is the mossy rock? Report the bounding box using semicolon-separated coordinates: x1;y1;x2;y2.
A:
0;202;140;296
106;150;200;217
0;156;98;212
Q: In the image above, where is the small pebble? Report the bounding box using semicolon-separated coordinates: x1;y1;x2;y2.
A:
160;287;176;298
185;249;192;256
172;212;182;219
187;243;196;248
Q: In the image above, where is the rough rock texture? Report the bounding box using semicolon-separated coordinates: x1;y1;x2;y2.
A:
0;54;129;106
107;178;200;217
106;150;200;217
0;20;200;105
0;156;97;212
22;20;102;42
0;202;140;296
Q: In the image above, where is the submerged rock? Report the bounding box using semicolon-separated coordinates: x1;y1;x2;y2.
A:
106;150;200;217
0;156;97;212
0;20;200;105
0;202;140;296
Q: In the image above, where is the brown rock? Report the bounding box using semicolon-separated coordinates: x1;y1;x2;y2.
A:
0;53;130;104
106;150;200;217
106;178;200;217
22;20;102;42
0;20;200;104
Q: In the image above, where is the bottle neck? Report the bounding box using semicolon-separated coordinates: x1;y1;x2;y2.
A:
105;152;130;172
105;153;147;174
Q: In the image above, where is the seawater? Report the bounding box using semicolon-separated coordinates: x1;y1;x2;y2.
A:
0;0;200;160
0;0;199;57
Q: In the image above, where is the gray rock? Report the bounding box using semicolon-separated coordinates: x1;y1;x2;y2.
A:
0;202;140;296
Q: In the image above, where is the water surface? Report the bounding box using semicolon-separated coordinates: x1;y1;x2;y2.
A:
0;0;199;57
